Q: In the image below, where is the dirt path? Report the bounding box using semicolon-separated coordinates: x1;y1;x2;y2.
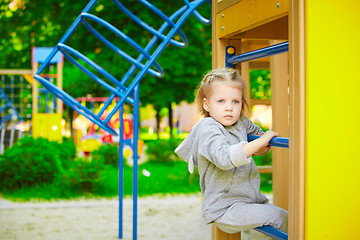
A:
0;194;210;240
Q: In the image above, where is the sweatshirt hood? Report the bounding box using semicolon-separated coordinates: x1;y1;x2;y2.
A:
175;118;214;172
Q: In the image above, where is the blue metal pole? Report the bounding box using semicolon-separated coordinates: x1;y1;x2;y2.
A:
35;0;98;75
227;41;289;65
255;226;288;240
118;105;124;239
247;135;289;149
132;85;140;240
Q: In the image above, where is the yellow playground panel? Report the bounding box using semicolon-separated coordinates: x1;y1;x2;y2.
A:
32;113;62;143
212;0;360;239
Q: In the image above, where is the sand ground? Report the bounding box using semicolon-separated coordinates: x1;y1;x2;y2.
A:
0;194;272;240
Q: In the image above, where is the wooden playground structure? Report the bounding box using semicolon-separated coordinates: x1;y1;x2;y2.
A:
211;0;360;239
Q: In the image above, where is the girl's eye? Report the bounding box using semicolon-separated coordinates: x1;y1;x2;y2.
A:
233;100;240;104
218;100;224;103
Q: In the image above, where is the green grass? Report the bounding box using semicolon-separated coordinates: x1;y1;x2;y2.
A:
1;161;201;201
2;161;272;202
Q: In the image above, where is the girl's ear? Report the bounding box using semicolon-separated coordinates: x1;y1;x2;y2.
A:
203;98;210;112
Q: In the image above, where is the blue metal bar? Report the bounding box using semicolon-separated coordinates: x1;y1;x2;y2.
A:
113;0;188;48
105;0;210;123
0;102;11;112
35;0;98;75
57;44;132;100
81;13;163;78
247;135;289;149
183;0;211;24
33;0;210;136
255;226;288;240
98;0;191;121
33;74;118;135
118;3;188;87
132;85;140;240
0;88;23;124
227;41;289;65
118;106;124;239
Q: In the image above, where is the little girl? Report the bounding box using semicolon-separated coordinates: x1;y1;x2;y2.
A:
175;68;288;234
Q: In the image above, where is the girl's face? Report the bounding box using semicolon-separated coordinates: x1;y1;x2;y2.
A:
203;83;243;126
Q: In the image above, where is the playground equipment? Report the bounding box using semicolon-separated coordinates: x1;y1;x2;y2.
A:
73;97;144;159
213;0;360;240
0;87;24;153
32;1;210;239
0;47;63;145
32;47;64;143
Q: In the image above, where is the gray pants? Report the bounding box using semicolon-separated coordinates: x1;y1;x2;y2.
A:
214;202;288;234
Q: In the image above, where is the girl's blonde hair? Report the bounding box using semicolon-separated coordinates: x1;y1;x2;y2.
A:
195;68;249;117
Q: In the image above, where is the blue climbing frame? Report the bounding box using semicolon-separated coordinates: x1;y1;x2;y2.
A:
32;1;211;240
0;87;23;125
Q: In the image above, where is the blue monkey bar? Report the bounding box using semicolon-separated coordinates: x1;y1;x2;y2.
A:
32;1;211;240
247;135;289;149
33;0;210;137
226;41;289;65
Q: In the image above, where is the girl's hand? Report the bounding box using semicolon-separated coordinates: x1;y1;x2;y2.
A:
242;130;280;158
260;130;280;147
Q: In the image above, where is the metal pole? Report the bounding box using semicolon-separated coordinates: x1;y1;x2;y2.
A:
118;105;124;239
227;41;289;65
132;85;140;240
247;135;289;149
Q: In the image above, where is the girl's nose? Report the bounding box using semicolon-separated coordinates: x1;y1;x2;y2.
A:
225;103;233;111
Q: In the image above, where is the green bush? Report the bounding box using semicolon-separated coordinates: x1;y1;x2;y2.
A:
145;139;182;163
59;138;77;160
64;157;106;194
91;143;119;167
0;136;63;191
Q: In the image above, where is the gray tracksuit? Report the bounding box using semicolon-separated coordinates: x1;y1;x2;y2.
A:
175;117;288;233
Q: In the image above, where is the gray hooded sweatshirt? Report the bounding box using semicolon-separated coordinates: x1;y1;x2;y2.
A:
175;116;268;224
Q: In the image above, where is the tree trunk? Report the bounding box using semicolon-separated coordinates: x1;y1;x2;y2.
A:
168;102;173;139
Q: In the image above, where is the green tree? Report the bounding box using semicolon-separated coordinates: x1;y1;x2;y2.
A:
0;0;211;138
249;69;272;100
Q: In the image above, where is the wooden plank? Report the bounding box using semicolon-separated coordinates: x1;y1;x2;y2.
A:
250;99;271;106
288;0;306;239
228;232;241;240
0;69;33;75
233;16;288;40
216;0;242;13
270;40;289;211
217;0;289;38
258;165;273;174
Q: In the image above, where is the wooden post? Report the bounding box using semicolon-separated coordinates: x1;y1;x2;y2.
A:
240;40;251;117
212;224;241;240
56;60;63;114
211;1;241;239
32;62;38;115
270;40;289;211
288;0;306;239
